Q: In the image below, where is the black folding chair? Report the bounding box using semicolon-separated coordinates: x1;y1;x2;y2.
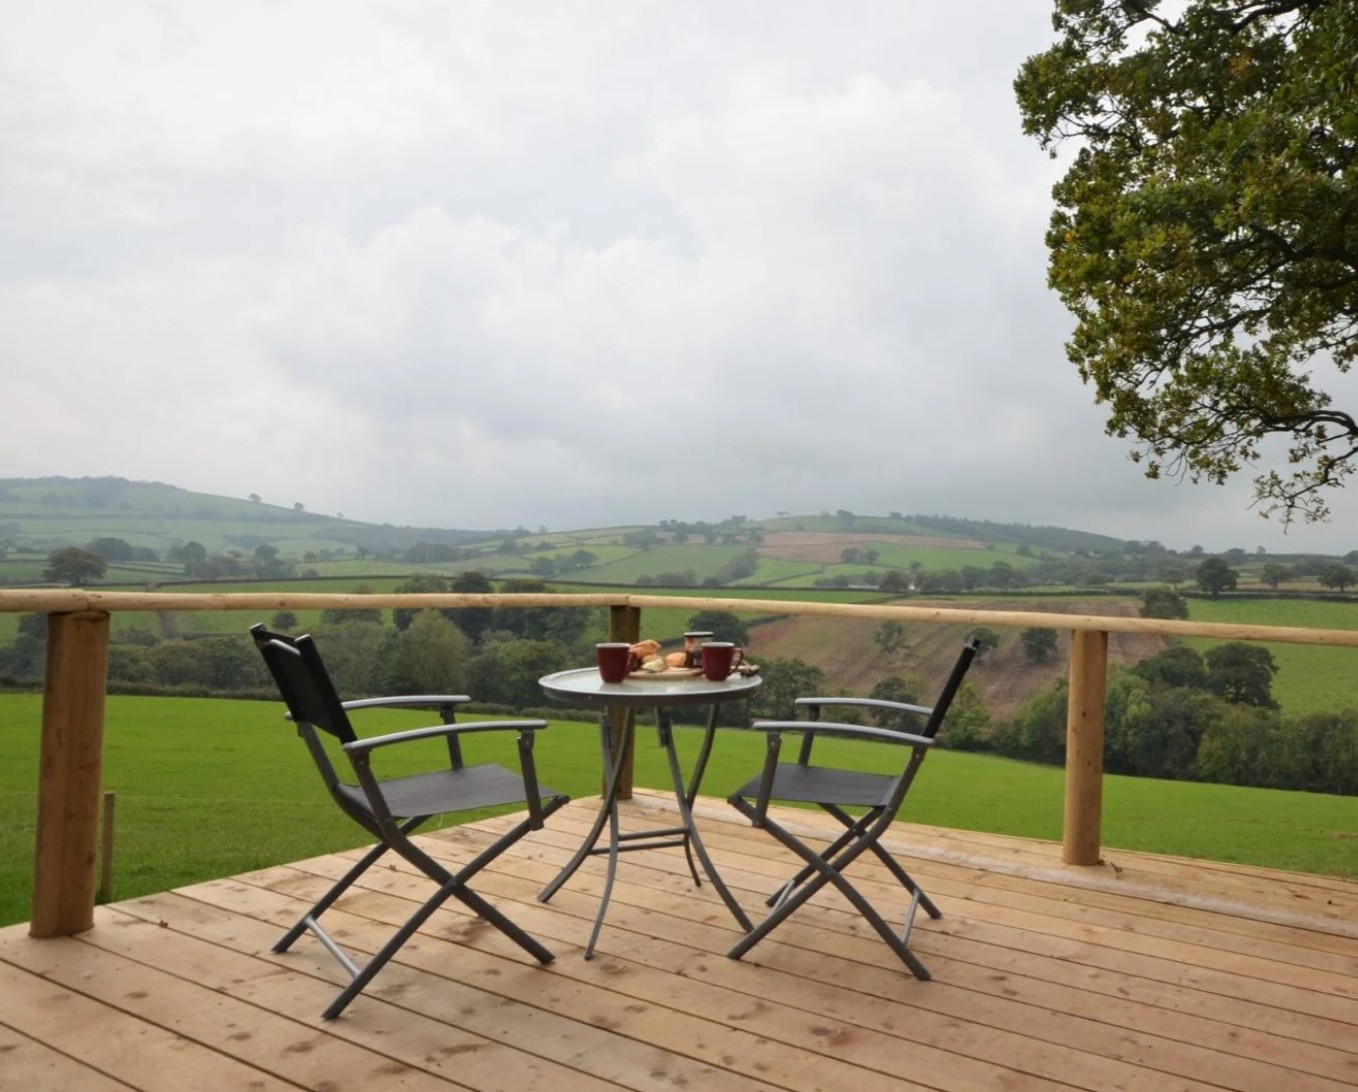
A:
249;624;569;1019
726;637;980;977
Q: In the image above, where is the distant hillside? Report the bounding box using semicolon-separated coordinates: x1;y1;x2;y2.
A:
0;475;1143;563
903;514;1133;554
754;511;1134;554
0;476;502;555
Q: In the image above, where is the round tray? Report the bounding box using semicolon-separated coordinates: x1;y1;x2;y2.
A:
538;666;761;708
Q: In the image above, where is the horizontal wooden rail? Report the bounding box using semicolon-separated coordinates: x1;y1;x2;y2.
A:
7;586;1357;930
5;587;1358;647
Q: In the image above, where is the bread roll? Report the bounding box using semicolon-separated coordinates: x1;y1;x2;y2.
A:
664;651;688;668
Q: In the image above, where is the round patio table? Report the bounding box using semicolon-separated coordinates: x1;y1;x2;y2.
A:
537;666;761;958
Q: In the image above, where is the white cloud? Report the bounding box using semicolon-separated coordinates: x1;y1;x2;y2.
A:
2;0;1351;552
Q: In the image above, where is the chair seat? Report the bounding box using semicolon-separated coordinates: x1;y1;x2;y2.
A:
338;764;561;817
732;763;897;808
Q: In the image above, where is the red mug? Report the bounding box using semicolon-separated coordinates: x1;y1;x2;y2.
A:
700;641;745;681
597;642;631;683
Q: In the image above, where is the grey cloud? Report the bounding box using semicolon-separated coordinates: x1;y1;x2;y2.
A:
2;1;1352;553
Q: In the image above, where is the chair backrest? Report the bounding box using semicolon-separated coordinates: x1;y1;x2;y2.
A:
871;635;981;818
920;635;982;739
249;623;358;745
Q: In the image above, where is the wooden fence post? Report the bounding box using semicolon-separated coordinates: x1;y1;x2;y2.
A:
31;610;110;937
607;605;642;800
1063;628;1108;866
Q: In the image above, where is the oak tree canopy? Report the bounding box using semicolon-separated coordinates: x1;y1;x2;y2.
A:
1015;0;1358;524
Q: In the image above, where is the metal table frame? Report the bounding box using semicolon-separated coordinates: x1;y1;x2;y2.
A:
537;667;761;958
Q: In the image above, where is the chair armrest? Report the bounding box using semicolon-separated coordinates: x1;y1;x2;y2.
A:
340;695;472;712
344;719;548;755
749;719;934;748
284;695;473;724
795;696;932;718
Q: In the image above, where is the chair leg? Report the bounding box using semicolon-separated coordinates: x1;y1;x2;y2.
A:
763;806;876;907
767;804;941;921
727;798;932;980
406;808;565;963
275;818;425;953
308;802;567;1019
822;804;943;921
323;877;463;1020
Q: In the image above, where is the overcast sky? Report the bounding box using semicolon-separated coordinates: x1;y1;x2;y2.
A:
3;1;1353;554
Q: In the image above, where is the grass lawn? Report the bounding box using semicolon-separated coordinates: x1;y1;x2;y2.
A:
2;692;1355;927
1185;597;1358;715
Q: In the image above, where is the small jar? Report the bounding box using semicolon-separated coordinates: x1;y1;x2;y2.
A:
682;631;714;669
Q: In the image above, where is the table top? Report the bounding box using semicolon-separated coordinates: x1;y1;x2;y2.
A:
538;666;762;709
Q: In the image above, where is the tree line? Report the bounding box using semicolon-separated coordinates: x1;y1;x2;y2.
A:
991;641;1358;796
0;584;859;729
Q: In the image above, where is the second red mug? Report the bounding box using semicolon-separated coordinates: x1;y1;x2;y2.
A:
700;641;744;681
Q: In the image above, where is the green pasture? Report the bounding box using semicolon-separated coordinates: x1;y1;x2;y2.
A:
1;515;360;557
0;557;53;585
516;544;636;567
1184;598;1358;715
3;692;1353;928
0;559;184;587
305;559;451;577
583;544;752;583
738;557;825;585
847;540;1036;570
515;528;646;551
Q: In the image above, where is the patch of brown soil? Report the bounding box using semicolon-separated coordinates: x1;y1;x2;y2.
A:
746;598;1166;723
760;531;986;564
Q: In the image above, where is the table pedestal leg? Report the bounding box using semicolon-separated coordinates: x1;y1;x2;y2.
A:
538;709;634;959
539;702;753;958
539;711;622;901
658;710;753;933
684;702;721;807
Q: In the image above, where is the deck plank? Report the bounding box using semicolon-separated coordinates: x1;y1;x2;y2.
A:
2;796;1356;1092
0;1022;137;1091
0;952;296;1091
4;922;477;1091
426;831;1358;1085
158;882;943;1092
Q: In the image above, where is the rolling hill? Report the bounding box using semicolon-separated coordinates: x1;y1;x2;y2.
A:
6;475;1358;721
0;476;503;556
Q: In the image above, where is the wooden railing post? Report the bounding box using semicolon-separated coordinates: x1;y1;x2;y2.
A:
31;610;110;937
1063;628;1108;866
607;605;642;800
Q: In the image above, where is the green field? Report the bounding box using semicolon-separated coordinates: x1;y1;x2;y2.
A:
579;544;752;584
3;693;1354;927
1185;598;1358;714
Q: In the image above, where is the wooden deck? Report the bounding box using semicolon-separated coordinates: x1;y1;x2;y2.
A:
3;790;1357;1091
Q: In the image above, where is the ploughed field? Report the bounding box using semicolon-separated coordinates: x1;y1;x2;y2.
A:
749;598;1166;722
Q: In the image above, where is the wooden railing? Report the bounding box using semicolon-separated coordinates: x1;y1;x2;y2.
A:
5;586;1358;939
